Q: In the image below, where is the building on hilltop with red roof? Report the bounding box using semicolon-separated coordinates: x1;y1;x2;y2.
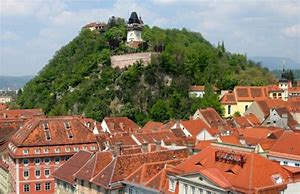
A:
166;143;291;194
6;116;98;194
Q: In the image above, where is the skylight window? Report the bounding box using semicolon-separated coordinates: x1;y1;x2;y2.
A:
43;122;51;141
272;175;283;184
64;121;74;139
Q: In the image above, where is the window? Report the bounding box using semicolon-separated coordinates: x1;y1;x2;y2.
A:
24;184;30;192
45;182;51;191
191;186;195;194
90;146;97;150
43;122;51;141
35;149;41;154
295;163;300;167
83;146;87;150
207;191;211;194
34;158;41;165
44;157;50;164
118;189;123;194
23;159;29;166
35;169;41;178
23;149;29;155
228;105;231;115
35;183;41;191
55;157;60;164
169;179;175;191
74;147;79;152
273;175;283;184
89;182;92;189
54;148;60;153
45;169;50;176
23;170;29;178
199;188;203;194
65;156;70;161
129;188;133;194
245;105;248;111
80;180;84;186
64;122;74;139
184;184;188;194
283;161;288;165
44;148;49;153
65;147;71;152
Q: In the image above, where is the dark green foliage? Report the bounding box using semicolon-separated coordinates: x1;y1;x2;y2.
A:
17;21;276;124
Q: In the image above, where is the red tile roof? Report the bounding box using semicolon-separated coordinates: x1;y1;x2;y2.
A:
218;135;241;145
256;99;288;117
133;131;177;144
0;109;44;119
234;86;269;102
90;149;189;188
142;121;163;133
180;120;210;136
10;116;97;147
107;134;138;146
189;85;218;91
103;117;140;134
220;92;236;104
198;108;227;128
52;150;93;185
269;131;300;160
171;145;290;192
74;151;113;181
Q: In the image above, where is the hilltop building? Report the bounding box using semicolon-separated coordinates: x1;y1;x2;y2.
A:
82;22;106;32
127;11;144;44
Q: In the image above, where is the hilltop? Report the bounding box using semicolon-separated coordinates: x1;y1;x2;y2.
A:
17;16;276;124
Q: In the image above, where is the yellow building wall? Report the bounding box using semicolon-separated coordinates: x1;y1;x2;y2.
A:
223;101;253;117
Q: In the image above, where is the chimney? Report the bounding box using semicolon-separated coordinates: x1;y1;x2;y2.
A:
120;122;125;131
155;141;161;151
282;114;288;130
175;120;180;129
141;142;148;153
115;142;122;155
187;143;194;155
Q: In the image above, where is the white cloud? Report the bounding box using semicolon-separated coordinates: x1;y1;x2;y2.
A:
0;31;20;41
283;24;300;38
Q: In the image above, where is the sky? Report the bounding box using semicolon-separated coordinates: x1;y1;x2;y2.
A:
0;0;299;76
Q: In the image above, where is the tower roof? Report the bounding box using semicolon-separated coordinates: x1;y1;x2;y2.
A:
128;12;141;24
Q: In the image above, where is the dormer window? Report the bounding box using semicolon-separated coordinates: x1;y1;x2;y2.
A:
272;174;283;184
54;148;60;153
90;146;96;151
65;147;71;152
43;122;51;141
74;147;79;152
35;149;41;154
168;178;176;192
44;148;49;153
64;122;74;139
23;149;29;155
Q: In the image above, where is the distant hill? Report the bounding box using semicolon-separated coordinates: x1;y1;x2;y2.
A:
249;56;300;70
0;75;33;90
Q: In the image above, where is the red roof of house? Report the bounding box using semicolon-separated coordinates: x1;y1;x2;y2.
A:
193;140;215;150
232;116;253;128
234;86;269;102
142;121;164;133
0;109;44;119
198;108;227;128
74;151;113;181
269;131;300;160
171;145;290;192
10;116;97;147
103;117;140;134
180;120;210;136
107;134;138;146
189;85;219;92
256;99;288;117
244;114;260;126
218;135;241;145
52;150;93;185
90;149;189;188
268;85;283;92
133;131;177;144
220;92;237;104
289;87;300;93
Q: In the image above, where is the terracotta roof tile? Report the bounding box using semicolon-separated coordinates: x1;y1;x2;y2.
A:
269;131;300;160
53;150;93;185
142;121;163;133
10;116;97;147
91;149;189;188
103;117;140;134
172;145;290;192
0;109;43;119
198;108;227;128
220;93;237;104
180;120;210;136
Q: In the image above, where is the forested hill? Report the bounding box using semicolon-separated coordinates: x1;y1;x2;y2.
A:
17;17;276;124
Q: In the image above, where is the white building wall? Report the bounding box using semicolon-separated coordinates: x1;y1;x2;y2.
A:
127;30;142;42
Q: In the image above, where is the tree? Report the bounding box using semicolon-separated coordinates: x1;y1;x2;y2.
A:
150;100;170;122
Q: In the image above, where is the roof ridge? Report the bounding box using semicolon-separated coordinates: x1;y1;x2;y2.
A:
91;152;99;177
73;152;95;178
248;153;254;190
90;156;116;183
108;157;118;187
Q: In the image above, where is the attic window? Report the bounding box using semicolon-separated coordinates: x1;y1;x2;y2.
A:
64;122;73;139
43;122;51;141
272;174;283;184
195;162;203;166
43;122;49;130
